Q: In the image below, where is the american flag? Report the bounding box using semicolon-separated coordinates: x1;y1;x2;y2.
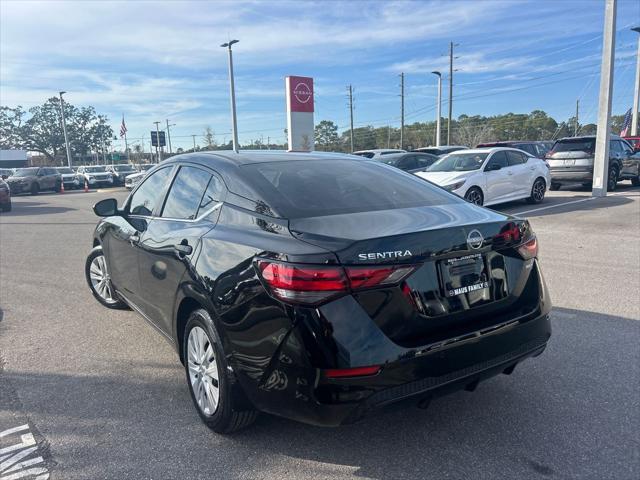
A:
120;116;127;138
619;108;632;137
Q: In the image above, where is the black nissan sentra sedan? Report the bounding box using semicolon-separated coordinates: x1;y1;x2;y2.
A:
86;151;551;433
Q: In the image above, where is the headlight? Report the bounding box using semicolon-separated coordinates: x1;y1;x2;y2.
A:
444;180;466;191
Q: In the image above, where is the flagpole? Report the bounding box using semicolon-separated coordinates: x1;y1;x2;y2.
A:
121;114;130;161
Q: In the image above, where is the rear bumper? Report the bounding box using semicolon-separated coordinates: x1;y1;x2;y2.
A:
550;168;593;183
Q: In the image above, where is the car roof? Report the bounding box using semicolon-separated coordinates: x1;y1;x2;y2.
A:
449;147;530;155
353;149;405;154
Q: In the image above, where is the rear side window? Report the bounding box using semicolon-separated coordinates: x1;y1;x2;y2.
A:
197;175;224;217
162;166;212;220
506;151;526;166
241;159;460;219
130;167;173;216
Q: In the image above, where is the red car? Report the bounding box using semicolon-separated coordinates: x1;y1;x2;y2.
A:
623;136;640;151
0;176;11;212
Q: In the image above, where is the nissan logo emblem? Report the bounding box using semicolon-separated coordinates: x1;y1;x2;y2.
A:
467;229;484;249
293;82;312;103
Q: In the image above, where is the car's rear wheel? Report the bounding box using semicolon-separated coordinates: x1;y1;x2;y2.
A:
1;199;11;212
30;183;39;195
607;166;618;192
550;182;561;191
631;176;640;187
184;309;257;433
527;178;546;204
464;187;483;206
85;247;128;309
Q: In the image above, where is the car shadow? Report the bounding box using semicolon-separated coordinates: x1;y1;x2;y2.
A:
0;307;637;479
0;200;76;216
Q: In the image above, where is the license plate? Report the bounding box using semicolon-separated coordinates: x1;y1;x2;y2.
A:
564;159;576;166
440;253;489;298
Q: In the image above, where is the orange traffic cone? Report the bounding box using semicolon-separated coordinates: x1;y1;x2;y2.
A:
84;180;89;193
60;181;65;194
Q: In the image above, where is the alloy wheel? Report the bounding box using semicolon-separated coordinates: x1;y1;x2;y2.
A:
89;255;114;302
465;189;483;206
187;326;220;416
532;179;545;202
608;168;618;191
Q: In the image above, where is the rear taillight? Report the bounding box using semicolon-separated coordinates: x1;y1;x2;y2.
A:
256;260;416;305
517;237;538;260
324;365;381;378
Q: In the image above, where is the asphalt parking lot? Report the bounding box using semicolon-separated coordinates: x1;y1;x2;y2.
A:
1;185;639;480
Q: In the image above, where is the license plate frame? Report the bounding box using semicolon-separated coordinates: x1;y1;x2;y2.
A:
439;253;490;298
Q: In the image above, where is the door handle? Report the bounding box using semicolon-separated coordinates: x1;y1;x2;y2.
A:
174;240;193;257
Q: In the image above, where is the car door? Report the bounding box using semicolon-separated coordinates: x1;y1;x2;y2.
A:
105;165;175;305
618;140;639;178
136;164;225;335
483;151;511;203
505;150;532;198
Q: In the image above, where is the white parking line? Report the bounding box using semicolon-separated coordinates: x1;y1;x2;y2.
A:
0;424;50;480
511;197;596;216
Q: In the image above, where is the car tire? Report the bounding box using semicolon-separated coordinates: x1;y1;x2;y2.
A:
582;182;593;189
607;166;618;192
550;182;561;191
30;183;39;195
464;187;484;206
54;181;61;193
631;176;640;187
184;309;258;434
85;246;128;309
527;178;546;204
1;200;11;212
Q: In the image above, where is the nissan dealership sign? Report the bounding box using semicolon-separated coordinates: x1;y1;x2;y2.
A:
285;76;314;151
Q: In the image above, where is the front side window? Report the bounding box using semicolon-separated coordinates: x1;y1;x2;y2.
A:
129;167;173;216
161;166;212;220
487;151;508;169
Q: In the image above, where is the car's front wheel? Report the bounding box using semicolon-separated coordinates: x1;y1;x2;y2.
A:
30;183;39;195
464;187;483;206
184;309;257;433
0;199;11;212
85;247;128;309
607;166;618;192
527;178;546;204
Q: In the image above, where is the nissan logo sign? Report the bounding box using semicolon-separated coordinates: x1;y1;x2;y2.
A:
467;229;484;249
293;82;312;103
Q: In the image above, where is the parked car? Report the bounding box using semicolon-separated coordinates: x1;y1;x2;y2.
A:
86;150;551;433
546;135;638;190
124;164;154;190
6;167;61;195
0;168;14;178
373;152;439;173
476;141;551;159
416;147;550;206
622;136;640;152
412;145;468;156
76;165;114;187
0;176;11;212
56;167;82;189
353;148;406;158
107;164;138;186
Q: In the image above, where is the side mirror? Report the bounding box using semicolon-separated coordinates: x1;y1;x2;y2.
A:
1;175;7;180
486;163;502;171
93;198;119;217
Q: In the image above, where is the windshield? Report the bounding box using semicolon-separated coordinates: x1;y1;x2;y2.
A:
13;168;38;177
375;156;401;166
552;139;595;153
427;152;488;172
57;168;73;174
85;166;106;173
113;165;135;172
139;165;153;171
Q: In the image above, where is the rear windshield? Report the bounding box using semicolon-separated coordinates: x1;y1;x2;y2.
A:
552;139;595;153
241;159;459;219
57;168;73;174
113;165;135;171
85;166;106;173
353;152;375;158
13;168;38;177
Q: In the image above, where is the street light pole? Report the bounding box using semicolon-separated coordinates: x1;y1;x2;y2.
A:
431;71;442;147
592;0;617;198
631;26;640;136
153;121;162;163
59;92;72;167
221;39;240;152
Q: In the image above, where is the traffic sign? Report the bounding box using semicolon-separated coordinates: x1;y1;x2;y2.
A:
151;131;166;147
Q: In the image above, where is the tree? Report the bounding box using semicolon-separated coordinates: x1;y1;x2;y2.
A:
0;97;113;164
202;126;216;150
314;120;339;150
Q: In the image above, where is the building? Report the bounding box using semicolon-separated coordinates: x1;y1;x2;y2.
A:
0;150;28;168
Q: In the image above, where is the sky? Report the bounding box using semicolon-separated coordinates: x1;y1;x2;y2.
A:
1;0;639;151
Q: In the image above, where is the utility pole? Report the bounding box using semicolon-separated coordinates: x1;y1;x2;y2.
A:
166;120;175;154
387;125;391;148
221;40;240;152
447;42;454;146
348;85;354;153
59;92;72;168
432;71;442;147
400;73;405;149
592;0;617;198
191;134;197;152
267;136;270;149
631;26;640;136
154;121;162;163
575;99;580;136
